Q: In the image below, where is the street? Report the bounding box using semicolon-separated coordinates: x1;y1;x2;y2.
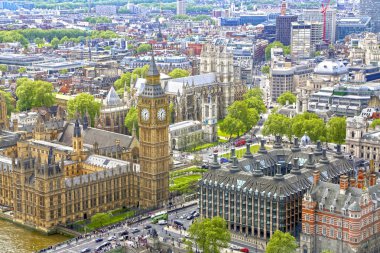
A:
43;203;263;253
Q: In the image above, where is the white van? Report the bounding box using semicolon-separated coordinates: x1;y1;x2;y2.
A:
158;219;168;225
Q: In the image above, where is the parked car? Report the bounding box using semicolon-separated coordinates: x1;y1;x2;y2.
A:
193;212;200;217
144;224;152;229
234;139;246;147
174;220;184;227
190;210;197;216
186;215;194;220
240;248;250;253
229;244;240;250
95;238;103;243
80;248;91;253
220;157;229;164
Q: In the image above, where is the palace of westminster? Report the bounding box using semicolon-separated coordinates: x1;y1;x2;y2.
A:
0;55;170;233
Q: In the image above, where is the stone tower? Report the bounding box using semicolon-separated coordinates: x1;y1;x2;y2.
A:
137;54;170;208
0;92;9;130
71;119;85;161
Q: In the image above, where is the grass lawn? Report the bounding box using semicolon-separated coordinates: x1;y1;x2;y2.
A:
170;174;202;194
74;209;135;232
170;167;207;177
221;145;261;159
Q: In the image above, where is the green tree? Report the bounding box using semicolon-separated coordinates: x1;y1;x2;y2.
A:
266;230;297;253
243;87;264;100
263;113;293;139
91;212;110;227
265;41;290;60
227;100;260;133
168;68;190;78
169;102;175;124
371;119;380;129
18;67;27;74
261;65;270;75
59;69;68;75
245;96;266;114
132;65;149;78
219;115;245;138
67;93;101;126
301;118;326;142
321;250;334;253
124;106;138;137
0;64;8;74
51;37;60;49
187;217;230;253
291;112;319;137
15;78;55;111
34;37;44;47
0;90;15;116
136;43;152;54
277;91;296;105
326;116;346;144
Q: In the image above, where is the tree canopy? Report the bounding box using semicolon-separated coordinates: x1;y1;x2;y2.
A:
15;78;55;111
265;41;290;60
326;116;346;144
124;107;138;137
0;90;15;116
243;87;264;100
67;93;101;127
168;68;190;78
371;119;380;129
266;230;297;253
85;16;112;24
277;91;296;106
262;113;293;139
261;65;270;75
136;43;152;54
291;112;325;141
186;217;230;253
220;100;259;138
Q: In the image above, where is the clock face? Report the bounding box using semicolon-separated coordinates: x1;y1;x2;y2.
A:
141;108;150;121
157;108;166;121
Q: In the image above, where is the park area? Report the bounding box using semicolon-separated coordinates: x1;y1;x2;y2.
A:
169;167;207;195
73;208;135;232
220;144;261;159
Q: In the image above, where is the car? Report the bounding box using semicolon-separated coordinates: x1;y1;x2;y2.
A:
95;238;103;243
158;219;168;225
179;215;184;219
220;157;229;164
229;244;240;250
173;220;184;227
131;228;140;233
119;230;129;236
234;139;246;147
80;248;91;253
107;235;117;241
240;248;250;253
186;215;194;220
144;224;152;229
193;212;200;217
119;236;128;241
190;210;197;215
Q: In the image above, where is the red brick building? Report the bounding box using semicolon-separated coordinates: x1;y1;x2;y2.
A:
300;170;380;253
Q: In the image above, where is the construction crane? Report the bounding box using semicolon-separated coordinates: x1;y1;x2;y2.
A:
321;0;331;43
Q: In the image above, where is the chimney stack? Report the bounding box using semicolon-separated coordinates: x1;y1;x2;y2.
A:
313;170;320;185
350;178;357;188
340;175;349;193
370;173;377;187
357;169;364;189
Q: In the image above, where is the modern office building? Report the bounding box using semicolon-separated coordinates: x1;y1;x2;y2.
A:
199;138;354;245
291;21;312;60
336;16;372;40
177;0;186;15
276;15;298;46
360;0;380;32
302;9;337;43
301;170;380;253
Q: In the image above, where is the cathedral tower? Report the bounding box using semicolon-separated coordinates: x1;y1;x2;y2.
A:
137;54;170;208
72;119;84;161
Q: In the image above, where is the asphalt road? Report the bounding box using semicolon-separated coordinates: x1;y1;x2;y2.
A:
45;204;263;253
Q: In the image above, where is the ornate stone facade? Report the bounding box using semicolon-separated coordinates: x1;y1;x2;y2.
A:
0;56;170;233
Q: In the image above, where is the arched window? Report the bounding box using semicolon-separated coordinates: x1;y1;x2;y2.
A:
351;131;355;138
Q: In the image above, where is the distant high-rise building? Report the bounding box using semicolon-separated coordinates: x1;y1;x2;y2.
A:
302;9;336;43
177;0;186;15
276;15;298;46
291;21;312;60
360;0;380;32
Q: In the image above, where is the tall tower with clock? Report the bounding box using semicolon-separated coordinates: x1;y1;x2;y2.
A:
137;54;170;208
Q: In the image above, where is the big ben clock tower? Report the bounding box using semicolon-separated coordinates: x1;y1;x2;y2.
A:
137;54;170;208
